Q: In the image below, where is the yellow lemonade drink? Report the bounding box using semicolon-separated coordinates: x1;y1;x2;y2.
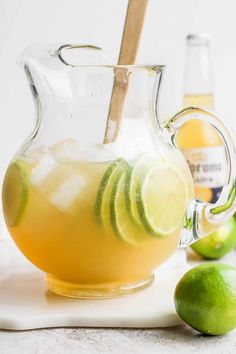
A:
178;34;225;203
2;141;193;298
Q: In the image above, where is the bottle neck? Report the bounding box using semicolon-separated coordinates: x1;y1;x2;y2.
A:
183;43;213;97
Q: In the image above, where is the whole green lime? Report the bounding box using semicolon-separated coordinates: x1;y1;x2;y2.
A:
191;217;236;259
174;263;236;335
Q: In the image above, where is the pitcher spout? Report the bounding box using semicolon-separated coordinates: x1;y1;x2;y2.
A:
19;43;164;151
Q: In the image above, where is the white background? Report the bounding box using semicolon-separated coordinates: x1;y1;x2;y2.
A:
0;0;236;182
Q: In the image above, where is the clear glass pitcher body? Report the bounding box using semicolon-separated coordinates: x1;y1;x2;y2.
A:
2;44;236;298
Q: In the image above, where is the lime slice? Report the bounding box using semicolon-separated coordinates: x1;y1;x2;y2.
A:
137;165;188;236
110;174;150;245
95;159;126;225
125;154;164;224
2;161;29;227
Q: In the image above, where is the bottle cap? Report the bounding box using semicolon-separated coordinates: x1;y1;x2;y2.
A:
186;33;211;46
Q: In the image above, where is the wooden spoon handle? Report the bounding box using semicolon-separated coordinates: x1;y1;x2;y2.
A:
103;0;149;144
119;0;149;65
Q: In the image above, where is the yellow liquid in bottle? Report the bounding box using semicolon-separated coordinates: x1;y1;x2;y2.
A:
178;94;224;203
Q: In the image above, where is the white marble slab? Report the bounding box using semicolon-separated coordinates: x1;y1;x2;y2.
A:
0;238;188;331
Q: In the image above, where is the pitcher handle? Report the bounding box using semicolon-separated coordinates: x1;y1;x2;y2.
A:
163;106;236;246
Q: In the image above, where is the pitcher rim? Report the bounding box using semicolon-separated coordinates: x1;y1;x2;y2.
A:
21;43;165;70
57;64;165;69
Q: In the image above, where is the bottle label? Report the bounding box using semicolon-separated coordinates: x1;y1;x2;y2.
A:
181;146;226;203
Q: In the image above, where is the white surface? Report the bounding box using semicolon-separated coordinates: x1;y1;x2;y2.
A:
1;236;236;353
0;239;187;331
0;240;236;354
0;0;236;185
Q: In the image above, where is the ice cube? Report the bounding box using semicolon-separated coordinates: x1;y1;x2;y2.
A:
50;139;115;163
50;139;81;162
49;173;86;211
26;146;49;161
84;144;115;162
30;154;57;186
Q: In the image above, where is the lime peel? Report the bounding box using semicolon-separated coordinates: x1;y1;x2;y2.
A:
2;160;29;227
136;165;188;237
110;173;151;245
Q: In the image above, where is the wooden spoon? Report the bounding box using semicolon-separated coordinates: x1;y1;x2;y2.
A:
103;0;149;143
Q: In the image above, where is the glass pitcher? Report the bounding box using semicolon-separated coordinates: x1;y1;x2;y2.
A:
2;44;236;298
